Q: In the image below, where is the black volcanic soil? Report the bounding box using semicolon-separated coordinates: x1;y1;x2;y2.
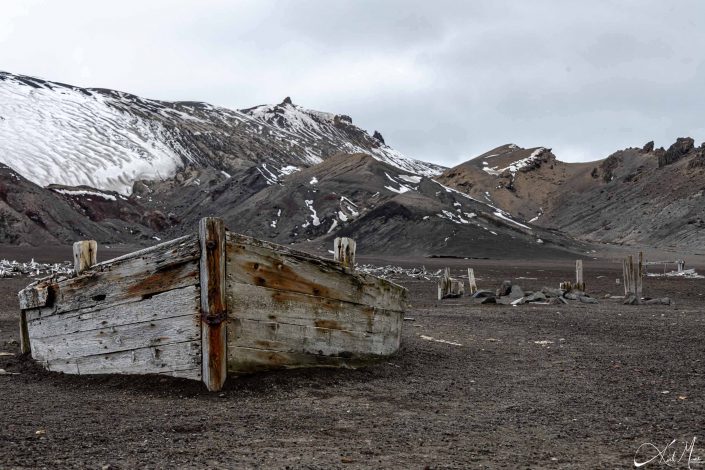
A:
2;253;705;468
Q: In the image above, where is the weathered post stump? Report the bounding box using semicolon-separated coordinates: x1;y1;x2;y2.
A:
334;237;356;271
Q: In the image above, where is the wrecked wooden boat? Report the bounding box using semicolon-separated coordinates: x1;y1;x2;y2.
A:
17;218;407;391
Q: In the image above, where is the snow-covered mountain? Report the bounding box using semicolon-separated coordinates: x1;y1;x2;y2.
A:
0;70;586;258
0;71;442;194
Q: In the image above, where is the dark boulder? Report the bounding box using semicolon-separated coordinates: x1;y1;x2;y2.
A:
372;130;385;144
642;141;654;153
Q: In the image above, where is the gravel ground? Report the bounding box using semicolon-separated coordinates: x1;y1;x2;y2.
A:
1;256;704;469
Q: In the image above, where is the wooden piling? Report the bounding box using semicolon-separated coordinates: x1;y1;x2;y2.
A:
622;254;642;304
199;217;227;392
636;252;643;303
438;268;464;299
467;268;477;295
334;237;356;271
19;310;30;354
72;240;97;275
575;260;585;292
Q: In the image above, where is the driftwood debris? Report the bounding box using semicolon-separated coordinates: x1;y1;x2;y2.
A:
437;268;464;300
18;219;407;391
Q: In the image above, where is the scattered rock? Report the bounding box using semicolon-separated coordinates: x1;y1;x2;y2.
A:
623;294;639;305
642;297;672;306
526;292;547;302
509;284;524;300
541;287;565;298
497;281;512;297
579;296;598;304
472;290;495;299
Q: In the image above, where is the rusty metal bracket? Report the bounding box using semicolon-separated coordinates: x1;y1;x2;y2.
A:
201;310;227;326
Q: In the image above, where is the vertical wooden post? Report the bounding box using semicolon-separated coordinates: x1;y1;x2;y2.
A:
334;237;357;271
199;217;227;392
73;240;97;275
636;252;643;304
575;260;584;292
19;310;30;355
467;268;477;295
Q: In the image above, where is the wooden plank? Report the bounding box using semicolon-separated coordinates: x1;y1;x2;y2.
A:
467;268;477;295
26;286;199;339
228;346;353;373
575;260;584;291
18;282;55;310
227;282;400;335
29;314;200;363
636;252;644;303
25;235;200;320
229;318;400;357
199;217;227;392
226;233;406;312
73;240;97;274
20;310;30;355
334;237;356;270
45;341;201;380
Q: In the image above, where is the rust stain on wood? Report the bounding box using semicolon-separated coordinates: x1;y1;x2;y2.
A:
233;246;346;299
127;264;197;299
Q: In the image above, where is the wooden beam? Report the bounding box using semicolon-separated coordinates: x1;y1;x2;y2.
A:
467;268;477;295
19;310;30;355
334;237;356;271
226;233;406;312
73;240;97;275
636;252;643;303
575;260;584;292
199;217;227;392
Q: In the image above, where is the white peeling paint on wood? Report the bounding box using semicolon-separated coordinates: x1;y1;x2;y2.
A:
45;341;201;379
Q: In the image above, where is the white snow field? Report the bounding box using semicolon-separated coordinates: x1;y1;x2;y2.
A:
0;72;443;195
0;74;192;194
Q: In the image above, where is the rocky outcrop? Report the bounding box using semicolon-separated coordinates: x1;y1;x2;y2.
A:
658;137;694;167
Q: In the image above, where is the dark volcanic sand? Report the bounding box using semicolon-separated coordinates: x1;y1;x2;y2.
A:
1;255;705;469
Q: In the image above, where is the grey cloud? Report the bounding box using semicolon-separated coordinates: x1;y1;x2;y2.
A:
1;0;704;166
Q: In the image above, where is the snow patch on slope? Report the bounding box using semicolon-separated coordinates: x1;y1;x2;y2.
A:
482;148;545;176
0;73;191;194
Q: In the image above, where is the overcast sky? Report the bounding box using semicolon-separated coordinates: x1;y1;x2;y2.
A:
2;0;704;167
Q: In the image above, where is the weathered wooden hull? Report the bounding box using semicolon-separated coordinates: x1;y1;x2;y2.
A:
18;223;407;390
